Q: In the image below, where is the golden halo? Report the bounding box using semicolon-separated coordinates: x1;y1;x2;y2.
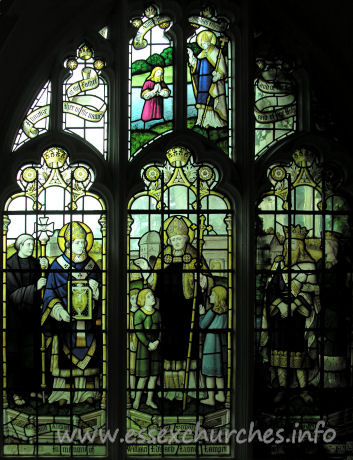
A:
58;221;94;253
196;30;217;47
163;216;195;245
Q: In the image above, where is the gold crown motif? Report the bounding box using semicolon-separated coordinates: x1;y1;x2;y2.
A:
166;147;191;167
202;6;214;18
78;44;93;60
166;217;188;238
292;148;313;167
144;5;157;18
64;222;87;241
324;231;339;241
43;147;68;169
284;224;309;240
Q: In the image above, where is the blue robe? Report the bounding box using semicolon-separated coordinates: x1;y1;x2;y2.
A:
199;310;227;377
195;58;214;107
190;46;227;126
42;254;101;371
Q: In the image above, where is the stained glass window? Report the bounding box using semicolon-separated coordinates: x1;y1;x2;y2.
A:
127;147;233;456
2;147;107;456
255;148;352;457
2;2;352;459
254;58;296;158
187;7;232;156
12;81;51;152
63;44;108;158
129;5;174;159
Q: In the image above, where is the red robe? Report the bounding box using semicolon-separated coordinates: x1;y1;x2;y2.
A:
141;80;168;122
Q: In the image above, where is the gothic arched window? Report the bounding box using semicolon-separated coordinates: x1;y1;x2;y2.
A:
0;1;351;460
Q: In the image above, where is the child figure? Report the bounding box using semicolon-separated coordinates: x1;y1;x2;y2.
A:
141;66;170;123
129;289;139;398
133;288;161;410
199;285;228;406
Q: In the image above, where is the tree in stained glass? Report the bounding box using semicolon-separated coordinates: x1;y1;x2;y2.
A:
127;147;233;456
63;44;108;158
254;57;296;158
129;5;174;159
187;7;232;156
2;147;107;456
255;148;352;455
12;81;51;151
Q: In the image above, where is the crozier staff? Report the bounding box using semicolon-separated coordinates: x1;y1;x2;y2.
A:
135;215;213;401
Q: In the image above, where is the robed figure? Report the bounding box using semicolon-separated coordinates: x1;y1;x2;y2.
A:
7;234;47;406
260;225;321;404
141;66;171;123
42;222;101;405
136;216;213;400
133;288;161;410
187;30;227;128
199;285;228;406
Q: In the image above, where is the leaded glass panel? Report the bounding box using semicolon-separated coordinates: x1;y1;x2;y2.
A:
127;147;233;456
129;5;174;159
13;81;51;152
63;44;108;158
255;148;352;457
2;147;107;456
187;7;232;157
255;58;296;158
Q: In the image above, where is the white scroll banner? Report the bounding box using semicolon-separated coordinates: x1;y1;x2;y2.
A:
255;77;295;123
66;67;99;97
188;15;229;32
63;95;106;122
133;15;172;50
64;67;107;122
22;67;106;138
255;94;296;123
22;105;51;138
257;79;293;94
